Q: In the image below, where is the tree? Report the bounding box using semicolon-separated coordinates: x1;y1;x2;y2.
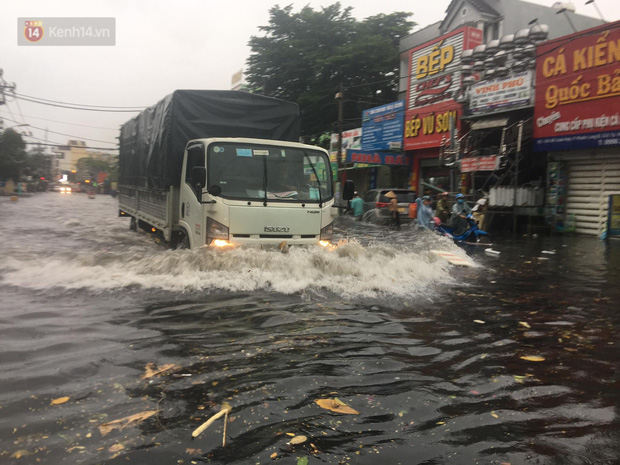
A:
76;156;110;181
0;128;28;181
246;3;414;145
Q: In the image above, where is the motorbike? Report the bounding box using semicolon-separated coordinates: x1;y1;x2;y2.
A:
435;214;491;244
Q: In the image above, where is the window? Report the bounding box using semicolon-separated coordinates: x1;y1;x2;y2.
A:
185;144;205;185
207;142;333;202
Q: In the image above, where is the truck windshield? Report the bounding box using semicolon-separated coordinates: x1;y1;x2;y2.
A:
207;142;333;202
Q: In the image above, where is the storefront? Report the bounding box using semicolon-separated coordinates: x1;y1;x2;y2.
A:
546;150;620;235
534;21;620;236
403;26;483;195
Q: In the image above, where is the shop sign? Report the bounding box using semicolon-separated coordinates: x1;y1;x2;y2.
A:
346;150;412;167
534;20;620;151
470;71;533;114
361;101;405;151
405;108;462;150
330;128;362;163
404;26;482;150
460;156;499;172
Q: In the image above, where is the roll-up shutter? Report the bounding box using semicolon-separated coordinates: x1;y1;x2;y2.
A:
563;155;620;235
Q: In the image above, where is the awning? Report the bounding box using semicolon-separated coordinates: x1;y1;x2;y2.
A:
470;117;510;131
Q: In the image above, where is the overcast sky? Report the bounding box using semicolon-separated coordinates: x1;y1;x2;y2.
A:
0;0;618;153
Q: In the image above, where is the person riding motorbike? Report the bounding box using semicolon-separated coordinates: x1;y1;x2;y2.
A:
435;192;451;224
450;193;472;236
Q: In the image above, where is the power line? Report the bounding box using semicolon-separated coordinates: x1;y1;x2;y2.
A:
0;109;118;130
24;140;118;152
13;91;147;110
1;115;117;145
12;94;144;112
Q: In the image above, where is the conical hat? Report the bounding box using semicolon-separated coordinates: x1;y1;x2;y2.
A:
385;191;397;199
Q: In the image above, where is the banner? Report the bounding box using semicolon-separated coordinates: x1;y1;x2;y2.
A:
361;101;405;151
470;71;533;114
534;21;620;151
329;128;362;163
460;156;499;172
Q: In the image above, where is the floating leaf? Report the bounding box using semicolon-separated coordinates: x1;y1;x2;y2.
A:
519;321;531;329
289;435;307;445
474;320;485;324
316;398;359;415
297;457;309;465
491;411;499;418
141;363;178;380
99;410;158;437
270;452;278;459
520;355;545;362
11;450;31;459
108;444;125;453
286;432;296;436
51;396;70;405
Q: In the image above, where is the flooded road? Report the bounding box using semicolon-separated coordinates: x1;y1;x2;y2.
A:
1;193;618;465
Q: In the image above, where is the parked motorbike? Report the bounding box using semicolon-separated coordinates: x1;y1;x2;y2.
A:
435;215;491;244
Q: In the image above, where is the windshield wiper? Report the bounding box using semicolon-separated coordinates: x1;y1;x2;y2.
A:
304;151;323;208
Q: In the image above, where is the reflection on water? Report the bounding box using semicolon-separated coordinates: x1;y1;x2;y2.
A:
0;194;618;465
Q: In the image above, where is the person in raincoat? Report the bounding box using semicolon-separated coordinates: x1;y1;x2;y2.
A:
350;191;364;220
415;195;434;230
386;191;400;229
435;192;451;224
450;193;472;235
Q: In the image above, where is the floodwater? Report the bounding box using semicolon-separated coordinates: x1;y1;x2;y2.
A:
0;193;618;465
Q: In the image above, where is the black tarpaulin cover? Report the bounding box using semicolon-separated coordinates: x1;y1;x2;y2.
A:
119;90;301;188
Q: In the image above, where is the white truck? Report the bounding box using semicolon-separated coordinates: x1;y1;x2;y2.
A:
118;90;335;249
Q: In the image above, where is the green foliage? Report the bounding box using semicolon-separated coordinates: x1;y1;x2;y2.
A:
246;3;414;143
0;128;28;181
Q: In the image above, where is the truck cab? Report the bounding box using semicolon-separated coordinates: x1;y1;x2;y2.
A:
178;137;336;248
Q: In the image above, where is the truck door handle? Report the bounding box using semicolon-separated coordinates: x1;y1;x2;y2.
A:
181;202;185;218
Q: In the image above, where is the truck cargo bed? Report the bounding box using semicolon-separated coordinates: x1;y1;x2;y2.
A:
119;185;175;241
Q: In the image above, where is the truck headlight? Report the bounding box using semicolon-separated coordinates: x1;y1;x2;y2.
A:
207;217;229;243
320;222;333;241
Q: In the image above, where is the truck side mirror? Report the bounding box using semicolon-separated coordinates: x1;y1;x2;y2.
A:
342;179;355;201
207;185;222;196
192;166;206;190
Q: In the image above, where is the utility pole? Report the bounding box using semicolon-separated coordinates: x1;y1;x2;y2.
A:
335;83;344;187
512;121;523;236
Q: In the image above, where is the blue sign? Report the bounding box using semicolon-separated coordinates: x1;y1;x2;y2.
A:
361;101;405;151
534;130;620;152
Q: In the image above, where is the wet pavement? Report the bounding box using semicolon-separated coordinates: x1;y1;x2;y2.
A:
0;193;618;465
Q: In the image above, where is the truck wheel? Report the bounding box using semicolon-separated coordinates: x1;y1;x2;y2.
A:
172;231;190;249
129;217;137;231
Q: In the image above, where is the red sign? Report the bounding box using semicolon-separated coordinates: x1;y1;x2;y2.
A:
461;156;499;172
534;21;620;151
404;26;482;150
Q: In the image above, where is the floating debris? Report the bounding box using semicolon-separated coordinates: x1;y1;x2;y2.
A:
99;410;158;437
315;398;359;415
191;402;232;441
